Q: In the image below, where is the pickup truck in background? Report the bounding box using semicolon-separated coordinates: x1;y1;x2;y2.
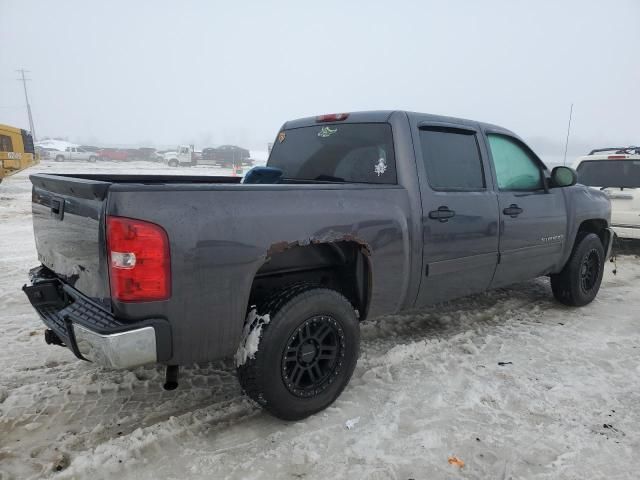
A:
54;146;99;163
23;111;612;420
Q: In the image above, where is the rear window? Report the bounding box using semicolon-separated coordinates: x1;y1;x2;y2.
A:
267;123;396;184
577;159;640;188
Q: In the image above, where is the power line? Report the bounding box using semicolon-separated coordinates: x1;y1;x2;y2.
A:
16;68;37;142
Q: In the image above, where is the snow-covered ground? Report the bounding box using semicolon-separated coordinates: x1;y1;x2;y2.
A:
1;161;639;480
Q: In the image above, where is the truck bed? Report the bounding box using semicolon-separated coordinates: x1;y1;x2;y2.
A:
28;172;416;364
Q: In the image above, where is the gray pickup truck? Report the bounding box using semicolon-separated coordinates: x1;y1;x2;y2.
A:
53;146;99;163
23;111;612;420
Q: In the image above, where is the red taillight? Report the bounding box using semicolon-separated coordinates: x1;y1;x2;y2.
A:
316;113;349;122
106;215;170;302
608;155;627;159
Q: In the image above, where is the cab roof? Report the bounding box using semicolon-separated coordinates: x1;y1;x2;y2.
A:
281;110;516;136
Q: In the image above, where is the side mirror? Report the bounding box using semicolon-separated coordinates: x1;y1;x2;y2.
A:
550;166;577;188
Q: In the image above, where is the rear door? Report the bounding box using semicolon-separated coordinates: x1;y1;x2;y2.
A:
483;132;567;287
414;123;500;306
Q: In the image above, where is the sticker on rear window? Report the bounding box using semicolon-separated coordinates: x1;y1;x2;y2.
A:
318;126;338;138
374;157;387;176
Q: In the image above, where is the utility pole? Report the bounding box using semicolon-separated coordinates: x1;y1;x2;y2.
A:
16;69;37;142
562;103;573;166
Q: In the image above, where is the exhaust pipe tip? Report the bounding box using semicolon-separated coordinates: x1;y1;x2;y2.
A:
44;329;64;346
163;380;178;391
163;365;179;390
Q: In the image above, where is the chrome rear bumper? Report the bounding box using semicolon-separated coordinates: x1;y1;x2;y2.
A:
74;324;158;369
23;267;172;369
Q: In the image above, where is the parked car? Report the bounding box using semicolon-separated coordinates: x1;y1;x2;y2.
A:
136;147;163;162
35;146;58;161
23;111;612;421
200;145;251;167
573;146;640;240
53;146;98;162
98;148;129;161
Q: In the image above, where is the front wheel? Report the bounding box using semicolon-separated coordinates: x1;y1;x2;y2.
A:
168;159;179;167
551;232;605;306
89;156;97;163
237;286;359;421
55;155;64;162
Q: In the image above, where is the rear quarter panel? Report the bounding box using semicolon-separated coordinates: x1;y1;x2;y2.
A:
106;185;413;364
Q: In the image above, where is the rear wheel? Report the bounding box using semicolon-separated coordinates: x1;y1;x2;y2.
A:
237;286;359;421
55;155;64;162
168;159;179;167
551;233;605;306
89;156;97;163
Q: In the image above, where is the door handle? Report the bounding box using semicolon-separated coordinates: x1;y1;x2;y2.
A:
428;206;456;222
503;204;523;217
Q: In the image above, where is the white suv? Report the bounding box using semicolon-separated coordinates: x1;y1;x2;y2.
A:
573;147;640;240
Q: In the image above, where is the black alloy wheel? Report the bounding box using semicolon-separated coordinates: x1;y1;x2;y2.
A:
282;315;345;398
580;248;600;293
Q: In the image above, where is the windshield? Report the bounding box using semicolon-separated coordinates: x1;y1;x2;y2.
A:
267;123;396;184
577;159;640;188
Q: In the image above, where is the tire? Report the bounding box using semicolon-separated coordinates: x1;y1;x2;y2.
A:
550;232;605;306
89;156;97;163
237;286;360;421
55;155;64;162
168;159;178;167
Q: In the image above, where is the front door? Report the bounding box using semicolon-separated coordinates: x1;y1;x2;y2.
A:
415;125;500;307
484;132;568;287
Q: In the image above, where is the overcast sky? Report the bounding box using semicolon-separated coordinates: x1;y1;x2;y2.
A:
1;0;638;161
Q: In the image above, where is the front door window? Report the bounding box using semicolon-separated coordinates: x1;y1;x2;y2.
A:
487;134;543;191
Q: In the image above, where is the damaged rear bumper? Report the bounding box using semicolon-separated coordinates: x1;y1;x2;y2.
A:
23;267;171;369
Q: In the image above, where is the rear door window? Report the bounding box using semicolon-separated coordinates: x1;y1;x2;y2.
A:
419;128;485;190
268;123;396;184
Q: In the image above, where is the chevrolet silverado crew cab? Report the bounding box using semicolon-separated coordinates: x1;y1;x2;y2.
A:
23;111;612;420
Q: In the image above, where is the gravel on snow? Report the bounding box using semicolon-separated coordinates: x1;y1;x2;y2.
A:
1;161;639;480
